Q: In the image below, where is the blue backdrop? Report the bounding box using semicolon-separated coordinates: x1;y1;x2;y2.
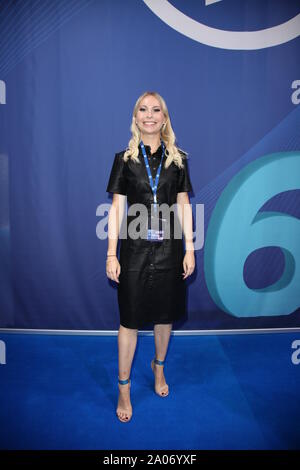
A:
0;0;299;330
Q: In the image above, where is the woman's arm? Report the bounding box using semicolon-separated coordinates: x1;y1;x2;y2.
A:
176;192;194;252
106;193;126;283
176;192;195;279
107;193;126;254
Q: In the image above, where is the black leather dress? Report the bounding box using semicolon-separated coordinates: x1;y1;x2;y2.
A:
106;143;193;329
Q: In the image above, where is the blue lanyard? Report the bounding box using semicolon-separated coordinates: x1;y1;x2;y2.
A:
140;140;165;213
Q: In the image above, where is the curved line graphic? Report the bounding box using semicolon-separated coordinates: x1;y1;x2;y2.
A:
143;0;300;50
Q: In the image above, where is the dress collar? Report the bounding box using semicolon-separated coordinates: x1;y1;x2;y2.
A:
139;143;163;157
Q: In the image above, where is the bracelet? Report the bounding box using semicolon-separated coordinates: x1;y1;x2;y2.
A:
107;254;117;258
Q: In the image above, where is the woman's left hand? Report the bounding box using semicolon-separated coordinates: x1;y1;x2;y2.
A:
182;251;195;279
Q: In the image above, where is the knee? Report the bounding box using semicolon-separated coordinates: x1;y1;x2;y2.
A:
119;324;138;334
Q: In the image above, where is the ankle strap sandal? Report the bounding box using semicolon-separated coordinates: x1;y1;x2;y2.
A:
153;358;165;366
118;377;130;385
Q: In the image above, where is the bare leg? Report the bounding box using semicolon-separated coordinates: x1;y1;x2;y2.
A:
152;323;172;397
116;325;138;422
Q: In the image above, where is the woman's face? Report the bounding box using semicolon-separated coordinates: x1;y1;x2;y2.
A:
135;95;165;136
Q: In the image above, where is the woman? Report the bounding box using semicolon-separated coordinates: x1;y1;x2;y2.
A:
106;91;195;423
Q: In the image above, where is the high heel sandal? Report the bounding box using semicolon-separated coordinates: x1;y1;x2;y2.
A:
151;358;169;397
116;377;132;423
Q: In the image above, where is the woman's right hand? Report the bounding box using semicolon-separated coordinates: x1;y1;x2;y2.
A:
106;256;121;283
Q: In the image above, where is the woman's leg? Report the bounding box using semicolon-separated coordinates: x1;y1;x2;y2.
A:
116;324;138;422
152;323;172;396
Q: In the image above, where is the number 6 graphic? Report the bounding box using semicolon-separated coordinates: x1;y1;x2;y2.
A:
204;152;300;317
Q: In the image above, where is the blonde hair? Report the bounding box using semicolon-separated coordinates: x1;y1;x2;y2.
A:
123;91;186;169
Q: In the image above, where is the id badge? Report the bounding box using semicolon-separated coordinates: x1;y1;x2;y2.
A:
147;214;166;242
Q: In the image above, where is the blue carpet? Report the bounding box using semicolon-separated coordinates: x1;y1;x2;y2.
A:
0;332;299;450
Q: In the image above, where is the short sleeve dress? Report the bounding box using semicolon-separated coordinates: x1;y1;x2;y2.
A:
106;142;193;329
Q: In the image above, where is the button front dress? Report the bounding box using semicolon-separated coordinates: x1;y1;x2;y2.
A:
106;143;193;329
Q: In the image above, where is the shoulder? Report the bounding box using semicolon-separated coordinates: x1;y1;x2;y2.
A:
115;150;126;157
116;148;135;158
177;147;189;159
177;148;190;171
115;149;142;166
113;150;128;164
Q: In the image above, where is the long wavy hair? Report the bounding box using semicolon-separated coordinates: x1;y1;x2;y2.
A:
123;91;186;169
